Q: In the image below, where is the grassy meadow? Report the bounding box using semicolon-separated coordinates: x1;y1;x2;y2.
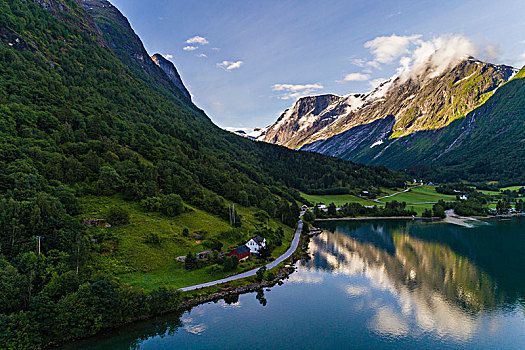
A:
80;196;294;291
302;186;457;215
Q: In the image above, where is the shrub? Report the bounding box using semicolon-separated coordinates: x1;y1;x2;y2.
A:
266;271;275;281
144;233;160;244
106;206;130;226
255;266;266;282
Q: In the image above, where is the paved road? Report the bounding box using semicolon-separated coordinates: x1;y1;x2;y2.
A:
374;185;423;204
180;220;303;292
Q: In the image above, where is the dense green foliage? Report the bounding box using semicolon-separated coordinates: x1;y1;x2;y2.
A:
0;1;406;347
314;200;417;219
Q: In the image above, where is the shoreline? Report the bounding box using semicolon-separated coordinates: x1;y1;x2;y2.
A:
50;213;525;348
315;216;442;221
49;224;307;349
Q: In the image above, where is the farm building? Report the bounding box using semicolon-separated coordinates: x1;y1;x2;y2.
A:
227;245;250;261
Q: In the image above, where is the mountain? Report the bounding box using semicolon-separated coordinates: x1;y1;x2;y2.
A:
0;2;407;347
259;82;393;148
259;57;519;180
151;53;191;100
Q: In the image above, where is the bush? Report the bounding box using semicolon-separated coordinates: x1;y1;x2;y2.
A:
144;233;160;244
422;209;432;217
106;206;130;226
255;266;266;282
185;252;197;270
164;194;184;216
266;271;275;281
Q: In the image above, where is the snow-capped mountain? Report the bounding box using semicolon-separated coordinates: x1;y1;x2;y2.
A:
259;57;517;168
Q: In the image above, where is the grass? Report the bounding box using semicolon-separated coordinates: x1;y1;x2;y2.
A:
381;186;457;204
500;185;525;191
80;195;294;291
302;186;457;216
300;187;399;207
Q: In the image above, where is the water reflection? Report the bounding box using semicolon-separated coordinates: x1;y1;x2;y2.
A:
63;218;525;349
309;220;516;341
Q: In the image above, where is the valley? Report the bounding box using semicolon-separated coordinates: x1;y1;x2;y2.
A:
1;0;525;349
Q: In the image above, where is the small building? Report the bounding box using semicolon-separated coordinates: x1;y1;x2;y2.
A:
82;218;111;228
301;205;308;211
318;204;327;210
196;251;213;260
246;236;266;254
459;195;469;200
176;256;186;261
227;245;250;261
360;190;372;198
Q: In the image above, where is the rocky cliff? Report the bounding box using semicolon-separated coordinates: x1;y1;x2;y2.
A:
151;54;191;100
260;57;516;158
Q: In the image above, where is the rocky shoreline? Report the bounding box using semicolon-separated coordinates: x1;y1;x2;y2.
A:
179;265;296;310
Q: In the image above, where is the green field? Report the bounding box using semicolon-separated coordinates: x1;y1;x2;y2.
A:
302;186;457;215
380;186;457;204
500;185;525;191
80;196;294;291
300;188;399;207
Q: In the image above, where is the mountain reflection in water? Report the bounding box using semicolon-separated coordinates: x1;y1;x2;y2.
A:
62;218;525;350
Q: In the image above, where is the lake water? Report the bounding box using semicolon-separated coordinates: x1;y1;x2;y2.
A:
64;218;525;349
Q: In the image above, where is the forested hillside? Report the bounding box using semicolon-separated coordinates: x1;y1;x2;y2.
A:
0;0;405;347
407;67;525;184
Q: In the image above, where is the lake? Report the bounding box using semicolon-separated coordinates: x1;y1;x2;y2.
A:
63;218;525;349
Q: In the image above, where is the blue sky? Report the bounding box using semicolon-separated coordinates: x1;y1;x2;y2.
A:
110;0;525;131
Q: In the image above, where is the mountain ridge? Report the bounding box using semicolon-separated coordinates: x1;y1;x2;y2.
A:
151;53;191;100
260;57;516;151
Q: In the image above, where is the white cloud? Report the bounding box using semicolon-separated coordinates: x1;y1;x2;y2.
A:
217;60;244;70
368;78;386;89
186;36;209;45
386;11;402;19
399;34;477;81
163;54;173;59
197;53;207;58
483;45;500;62
272;83;324;100
272;83;323;92
364;34;422;65
342;73;371;82
351;58;366;67
183;46;198;51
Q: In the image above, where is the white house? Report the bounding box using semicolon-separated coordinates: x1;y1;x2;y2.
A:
246;236;266;254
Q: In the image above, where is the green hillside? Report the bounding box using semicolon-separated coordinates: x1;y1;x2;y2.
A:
0;0;406;347
346;69;525;184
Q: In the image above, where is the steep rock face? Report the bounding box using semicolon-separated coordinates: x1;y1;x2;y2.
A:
301;115;396;158
151;54;191;100
312;69;525;184
259;82;393;148
82;0;191;103
262;58;516;159
259;94;342;146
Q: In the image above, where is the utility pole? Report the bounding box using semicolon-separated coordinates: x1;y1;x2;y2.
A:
35;236;44;255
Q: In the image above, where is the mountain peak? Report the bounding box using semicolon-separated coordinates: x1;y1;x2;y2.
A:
261;57;516;150
151;54;191;100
